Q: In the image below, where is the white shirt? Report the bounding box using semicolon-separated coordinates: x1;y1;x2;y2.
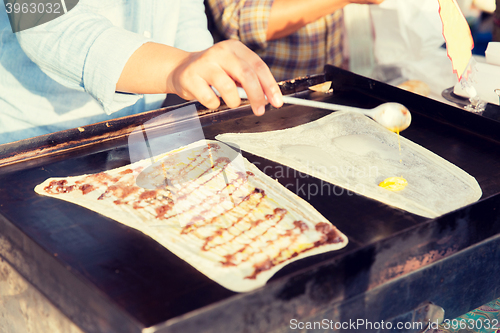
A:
0;0;213;144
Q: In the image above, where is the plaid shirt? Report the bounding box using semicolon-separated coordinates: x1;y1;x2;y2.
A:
206;0;344;81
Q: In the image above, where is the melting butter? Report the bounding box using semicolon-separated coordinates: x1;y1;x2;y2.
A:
379;176;408;191
397;129;402;163
386;127;403;163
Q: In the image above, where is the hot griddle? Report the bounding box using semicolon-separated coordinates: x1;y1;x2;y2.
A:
1;66;500;333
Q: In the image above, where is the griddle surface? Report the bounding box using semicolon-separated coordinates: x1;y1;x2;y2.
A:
1;72;500;328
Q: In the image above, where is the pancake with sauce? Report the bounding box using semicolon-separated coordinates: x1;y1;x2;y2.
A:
34;140;348;292
216;111;482;218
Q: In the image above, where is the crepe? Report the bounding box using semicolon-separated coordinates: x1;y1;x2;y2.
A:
216;111;482;218
34;140;347;292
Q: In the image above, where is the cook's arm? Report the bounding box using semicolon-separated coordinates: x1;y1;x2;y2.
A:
18;1;280;116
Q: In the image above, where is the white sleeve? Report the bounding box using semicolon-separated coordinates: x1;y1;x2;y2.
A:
16;5;150;114
175;0;214;52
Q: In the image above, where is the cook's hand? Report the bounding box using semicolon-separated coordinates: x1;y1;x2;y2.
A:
167;40;283;116
117;40;282;116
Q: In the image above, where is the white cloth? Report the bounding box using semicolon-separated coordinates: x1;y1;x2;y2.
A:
0;0;213;144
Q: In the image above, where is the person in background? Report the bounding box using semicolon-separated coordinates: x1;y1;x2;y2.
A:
0;1;282;144
206;0;383;82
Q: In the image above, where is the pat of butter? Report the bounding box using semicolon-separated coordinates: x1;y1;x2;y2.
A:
379;177;408;191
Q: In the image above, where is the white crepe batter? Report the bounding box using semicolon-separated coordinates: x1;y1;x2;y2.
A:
217;111;482;218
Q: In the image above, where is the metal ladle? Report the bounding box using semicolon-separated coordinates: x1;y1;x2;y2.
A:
279;96;412;132
219;87;412;132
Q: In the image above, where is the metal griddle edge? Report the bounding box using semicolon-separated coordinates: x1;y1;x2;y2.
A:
0;65;500;333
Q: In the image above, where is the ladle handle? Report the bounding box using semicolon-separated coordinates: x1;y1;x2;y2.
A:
281;96;370;115
213;86;372;115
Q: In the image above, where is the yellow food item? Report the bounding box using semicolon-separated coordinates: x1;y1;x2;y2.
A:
379;177;408;191
397;80;430;97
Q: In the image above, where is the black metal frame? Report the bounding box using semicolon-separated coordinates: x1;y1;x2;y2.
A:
1;66;500;332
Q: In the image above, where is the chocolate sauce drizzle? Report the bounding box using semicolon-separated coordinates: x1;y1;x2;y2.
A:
43;143;344;280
